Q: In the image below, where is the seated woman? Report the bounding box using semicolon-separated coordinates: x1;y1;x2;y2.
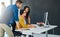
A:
16;9;35;29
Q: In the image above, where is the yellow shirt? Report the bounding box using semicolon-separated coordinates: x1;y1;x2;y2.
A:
18;16;28;28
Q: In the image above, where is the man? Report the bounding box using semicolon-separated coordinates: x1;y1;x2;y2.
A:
0;0;23;37
8;0;23;32
0;2;6;20
0;2;6;12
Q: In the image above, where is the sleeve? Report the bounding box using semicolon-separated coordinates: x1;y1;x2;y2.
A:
19;17;28;28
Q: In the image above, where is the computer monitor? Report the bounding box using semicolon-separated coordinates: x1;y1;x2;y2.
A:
44;12;49;26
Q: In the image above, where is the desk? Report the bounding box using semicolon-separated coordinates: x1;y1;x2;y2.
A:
15;24;57;37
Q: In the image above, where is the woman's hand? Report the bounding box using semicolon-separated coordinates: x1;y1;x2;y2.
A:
28;25;36;28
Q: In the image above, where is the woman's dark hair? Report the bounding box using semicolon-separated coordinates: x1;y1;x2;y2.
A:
24;6;30;18
20;9;24;15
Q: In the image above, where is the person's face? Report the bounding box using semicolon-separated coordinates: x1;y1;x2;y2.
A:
17;3;22;9
22;11;26;17
24;8;29;13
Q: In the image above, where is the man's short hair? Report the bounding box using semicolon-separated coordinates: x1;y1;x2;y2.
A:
16;0;23;3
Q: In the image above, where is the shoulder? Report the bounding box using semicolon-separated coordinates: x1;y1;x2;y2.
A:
6;5;13;10
19;16;22;19
6;5;16;12
19;16;24;20
7;4;15;9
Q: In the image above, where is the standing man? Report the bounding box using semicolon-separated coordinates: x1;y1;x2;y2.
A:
0;2;6;21
0;0;23;37
9;0;23;32
0;2;6;13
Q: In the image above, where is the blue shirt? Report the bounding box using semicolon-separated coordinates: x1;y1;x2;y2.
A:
9;4;19;25
0;4;19;26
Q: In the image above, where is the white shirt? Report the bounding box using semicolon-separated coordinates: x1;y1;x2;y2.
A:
18;9;20;18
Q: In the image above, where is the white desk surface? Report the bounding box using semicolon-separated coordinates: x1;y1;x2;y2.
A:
15;24;57;35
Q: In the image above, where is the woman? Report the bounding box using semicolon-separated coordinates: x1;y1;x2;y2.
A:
24;6;31;25
16;9;35;29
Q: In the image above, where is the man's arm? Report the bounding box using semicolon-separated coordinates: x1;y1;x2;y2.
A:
16;21;20;29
